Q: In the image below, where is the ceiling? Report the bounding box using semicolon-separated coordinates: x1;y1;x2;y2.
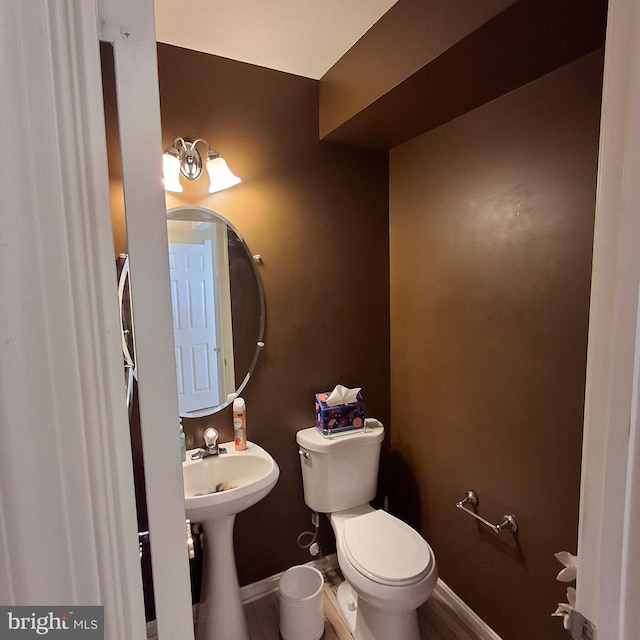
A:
153;0;399;80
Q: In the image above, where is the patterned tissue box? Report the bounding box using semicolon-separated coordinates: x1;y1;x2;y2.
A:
315;391;365;436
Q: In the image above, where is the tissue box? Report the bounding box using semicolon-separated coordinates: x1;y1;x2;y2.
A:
315;391;365;436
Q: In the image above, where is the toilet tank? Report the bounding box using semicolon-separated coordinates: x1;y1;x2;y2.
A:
296;421;384;513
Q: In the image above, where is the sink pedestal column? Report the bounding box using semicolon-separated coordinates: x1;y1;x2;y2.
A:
197;515;249;640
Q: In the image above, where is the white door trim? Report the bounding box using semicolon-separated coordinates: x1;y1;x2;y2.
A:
0;2;145;637
101;0;196;637
577;0;640;638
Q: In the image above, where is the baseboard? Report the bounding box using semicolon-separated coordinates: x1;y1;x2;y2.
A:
145;558;501;640
240;553;339;604
430;579;503;640
145;555;338;639
238;558;501;640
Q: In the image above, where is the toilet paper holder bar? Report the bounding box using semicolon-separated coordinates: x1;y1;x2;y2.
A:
456;490;518;533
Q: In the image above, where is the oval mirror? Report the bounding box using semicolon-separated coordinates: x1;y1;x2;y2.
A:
166;206;265;417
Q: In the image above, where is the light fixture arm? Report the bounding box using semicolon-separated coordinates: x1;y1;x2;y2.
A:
163;137;241;193
172;137;210;181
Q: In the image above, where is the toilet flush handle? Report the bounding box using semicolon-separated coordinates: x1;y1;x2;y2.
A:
298;449;311;460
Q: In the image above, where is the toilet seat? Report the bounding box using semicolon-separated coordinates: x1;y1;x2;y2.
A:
341;510;433;587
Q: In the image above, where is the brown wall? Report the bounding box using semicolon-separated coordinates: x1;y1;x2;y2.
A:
389;51;603;640
103;43;390;586
319;0;515;139
104;34;603;636
320;0;606;149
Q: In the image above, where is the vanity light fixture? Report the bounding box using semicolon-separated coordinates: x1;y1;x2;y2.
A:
162;137;241;194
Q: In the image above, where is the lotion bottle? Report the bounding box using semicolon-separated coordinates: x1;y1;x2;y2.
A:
233;397;247;451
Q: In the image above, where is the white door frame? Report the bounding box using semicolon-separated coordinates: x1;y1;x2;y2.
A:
0;2;153;638
99;1;195;638
577;0;640;638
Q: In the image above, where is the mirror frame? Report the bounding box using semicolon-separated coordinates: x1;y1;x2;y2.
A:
167;206;265;416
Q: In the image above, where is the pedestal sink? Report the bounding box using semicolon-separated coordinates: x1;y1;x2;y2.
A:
183;441;279;640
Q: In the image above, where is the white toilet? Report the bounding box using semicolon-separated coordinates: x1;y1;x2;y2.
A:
296;420;437;640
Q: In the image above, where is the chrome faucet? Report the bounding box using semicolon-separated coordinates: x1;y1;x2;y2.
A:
191;427;227;460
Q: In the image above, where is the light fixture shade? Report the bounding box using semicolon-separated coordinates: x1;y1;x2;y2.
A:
163;150;183;192
206;155;241;193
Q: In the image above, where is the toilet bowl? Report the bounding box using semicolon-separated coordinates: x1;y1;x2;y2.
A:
330;505;437;640
296;422;438;640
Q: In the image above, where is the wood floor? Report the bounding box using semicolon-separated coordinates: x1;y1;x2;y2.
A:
243;567;452;640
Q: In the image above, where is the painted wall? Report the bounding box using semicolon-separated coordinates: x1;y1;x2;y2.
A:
389;51;603;639
104;38;603;636
103;43;390;587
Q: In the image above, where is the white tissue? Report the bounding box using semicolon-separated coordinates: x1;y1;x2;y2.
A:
326;384;361;407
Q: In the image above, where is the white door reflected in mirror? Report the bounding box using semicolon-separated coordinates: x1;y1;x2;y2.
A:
169;237;225;412
166;206;265;418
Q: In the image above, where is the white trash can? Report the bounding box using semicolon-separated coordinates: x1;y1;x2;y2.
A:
279;565;325;640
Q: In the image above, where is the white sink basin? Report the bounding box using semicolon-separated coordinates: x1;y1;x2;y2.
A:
183;441;279;522
184;440;279;640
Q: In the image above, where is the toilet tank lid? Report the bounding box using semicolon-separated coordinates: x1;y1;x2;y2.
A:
296;419;384;452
